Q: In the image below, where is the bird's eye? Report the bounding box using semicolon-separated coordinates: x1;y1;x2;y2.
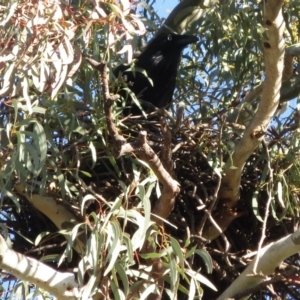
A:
167;35;172;41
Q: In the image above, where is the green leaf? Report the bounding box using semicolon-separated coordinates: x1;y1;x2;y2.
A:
252;190;263;222
140;284;156;300
35;231;51;246
111;279;125;300
188;277;196;300
111;196;123;213
139;252;163;259
170;236;184;271
185;269;217;291
33;121;47;170
39;254;61;263
89;141;97;168
194;249;213;274
166;247;178;291
122;233;135;265
277;178;285;208
185;245;197;260
104;220;121;276
81;274;97;299
4;189;20;212
58;222;84;266
114;262;129;296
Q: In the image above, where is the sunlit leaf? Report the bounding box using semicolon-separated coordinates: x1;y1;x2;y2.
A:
185;269;217;291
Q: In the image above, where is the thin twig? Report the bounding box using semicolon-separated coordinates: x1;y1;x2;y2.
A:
86;58;126;155
253;140;273;273
197;115;225;240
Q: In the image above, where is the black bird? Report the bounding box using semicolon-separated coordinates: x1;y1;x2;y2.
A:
114;33;199;115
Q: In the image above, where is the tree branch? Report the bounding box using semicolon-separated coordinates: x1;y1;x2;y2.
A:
0;235;81;300
227;43;299;124
217;226;300;299
118;131;180;225
86;58;126;155
220;0;285;205
95;61;180;225
14;184;86;256
151;0;217;36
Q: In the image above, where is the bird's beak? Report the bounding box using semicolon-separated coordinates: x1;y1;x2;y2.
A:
176;35;199;46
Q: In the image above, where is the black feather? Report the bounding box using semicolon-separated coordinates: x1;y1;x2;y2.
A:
114;33;199;115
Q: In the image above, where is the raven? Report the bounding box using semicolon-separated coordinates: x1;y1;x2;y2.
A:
114;33;198;115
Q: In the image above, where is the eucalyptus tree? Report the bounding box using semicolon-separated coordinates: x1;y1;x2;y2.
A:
0;0;300;299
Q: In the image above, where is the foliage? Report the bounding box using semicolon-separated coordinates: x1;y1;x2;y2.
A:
0;0;300;299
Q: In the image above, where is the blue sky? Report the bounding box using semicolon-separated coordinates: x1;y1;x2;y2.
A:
154;0;176;16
